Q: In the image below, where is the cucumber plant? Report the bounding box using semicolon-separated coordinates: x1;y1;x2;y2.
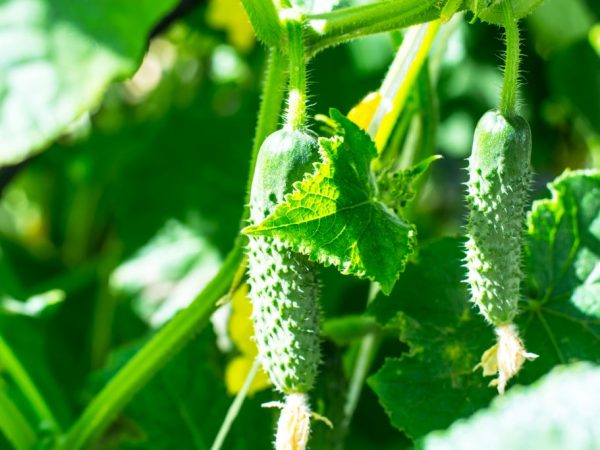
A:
465;0;537;394
246;11;328;450
4;0;598;450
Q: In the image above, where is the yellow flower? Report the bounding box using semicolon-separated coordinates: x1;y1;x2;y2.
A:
225;283;271;395
206;0;255;53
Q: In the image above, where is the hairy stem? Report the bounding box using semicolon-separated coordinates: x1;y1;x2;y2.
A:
244;49;289;212
0;335;59;435
240;0;282;47
284;16;308;130
305;0;443;57
500;0;520;117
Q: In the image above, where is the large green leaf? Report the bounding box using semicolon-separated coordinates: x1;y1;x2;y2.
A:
368;170;600;440
522;169;600;381
417;363;600;450
367;238;495;439
0;0;178;167
244;109;416;295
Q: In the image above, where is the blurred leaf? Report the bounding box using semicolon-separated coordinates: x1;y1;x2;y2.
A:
528;0;594;56
244;109;416;295
104;329;272;450
368;169;600;440
110;220;222;327
548;40;600;134
417;363;600;450
0;0;178;167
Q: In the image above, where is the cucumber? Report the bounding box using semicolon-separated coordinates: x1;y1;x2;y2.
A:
465;110;537;393
466;110;531;326
247;128;321;395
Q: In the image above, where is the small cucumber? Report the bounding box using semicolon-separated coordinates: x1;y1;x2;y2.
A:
247;128;321;395
466;110;537;393
466;110;531;326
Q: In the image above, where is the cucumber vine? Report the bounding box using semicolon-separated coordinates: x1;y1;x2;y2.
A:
466;0;537;394
3;0;561;449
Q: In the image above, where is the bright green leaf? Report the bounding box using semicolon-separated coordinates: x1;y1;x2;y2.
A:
244;109;416;294
367;238;495;440
377;155;442;211
368;170;600;441
0;0;178;167
521;169;600;381
417;363;600;450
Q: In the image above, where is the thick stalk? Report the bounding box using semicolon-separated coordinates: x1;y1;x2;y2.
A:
240;0;282;47
284;16;308;130
500;0;520;117
305;0;442;56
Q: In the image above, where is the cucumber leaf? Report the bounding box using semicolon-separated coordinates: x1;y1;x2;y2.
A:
368;169;600;441
243;108;416;295
0;0;178;167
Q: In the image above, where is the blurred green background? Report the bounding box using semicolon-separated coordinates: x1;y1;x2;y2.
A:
0;0;598;448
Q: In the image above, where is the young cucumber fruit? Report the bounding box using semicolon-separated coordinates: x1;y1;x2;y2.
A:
247;128;321;395
465;110;537;394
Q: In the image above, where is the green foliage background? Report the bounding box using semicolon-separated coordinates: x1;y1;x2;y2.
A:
0;0;599;449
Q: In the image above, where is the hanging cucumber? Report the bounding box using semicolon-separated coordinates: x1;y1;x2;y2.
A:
465;0;537;394
245;10;328;450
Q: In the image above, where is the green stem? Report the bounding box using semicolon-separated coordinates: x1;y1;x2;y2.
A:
305;0;442;57
244;49;289;212
55;240;244;450
57;45;290;450
284;17;307;130
239;0;282;48
0;383;38;450
210;358;260;450
0;335;59;435
500;0;520;117
340;284;381;439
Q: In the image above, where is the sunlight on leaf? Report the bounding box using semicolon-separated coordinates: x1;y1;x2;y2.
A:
244;109;416;294
0;0;178;167
368;170;600;441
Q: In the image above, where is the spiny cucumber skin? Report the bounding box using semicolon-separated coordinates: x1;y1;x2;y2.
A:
465;110;532;326
247;128;321;395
